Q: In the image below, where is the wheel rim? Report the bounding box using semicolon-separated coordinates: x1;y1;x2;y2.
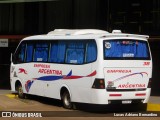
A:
18;86;23;97
64;93;70;106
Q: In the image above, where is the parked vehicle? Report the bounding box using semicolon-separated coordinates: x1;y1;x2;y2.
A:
10;29;152;110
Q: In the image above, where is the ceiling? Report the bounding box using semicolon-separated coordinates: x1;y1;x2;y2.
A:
0;0;58;3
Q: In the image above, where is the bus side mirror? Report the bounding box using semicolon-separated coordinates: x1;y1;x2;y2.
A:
10;53;15;63
10;53;13;62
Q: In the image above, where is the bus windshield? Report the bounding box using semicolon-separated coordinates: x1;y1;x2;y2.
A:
103;39;150;60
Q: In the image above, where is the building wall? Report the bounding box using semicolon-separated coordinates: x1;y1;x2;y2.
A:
0;0;109;34
149;41;160;95
0;0;160;35
109;0;160;35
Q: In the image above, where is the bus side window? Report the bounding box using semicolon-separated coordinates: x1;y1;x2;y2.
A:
86;41;97;63
66;49;84;64
49;40;97;64
15;43;26;63
26;43;34;62
33;43;49;62
65;41;85;64
49;41;66;63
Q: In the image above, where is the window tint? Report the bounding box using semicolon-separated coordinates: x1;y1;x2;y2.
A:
66;41;85;64
49;40;97;64
86;41;97;62
104;40;150;60
49;41;66;63
26;43;33;62
14;40;97;64
33;43;49;62
15;43;26;63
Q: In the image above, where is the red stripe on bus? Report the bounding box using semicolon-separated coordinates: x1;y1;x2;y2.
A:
135;93;146;96
109;94;122;97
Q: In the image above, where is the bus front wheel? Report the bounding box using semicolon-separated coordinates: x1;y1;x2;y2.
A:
62;91;72;109
17;84;25;99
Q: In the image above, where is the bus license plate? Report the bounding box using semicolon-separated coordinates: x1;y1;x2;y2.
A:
122;100;132;104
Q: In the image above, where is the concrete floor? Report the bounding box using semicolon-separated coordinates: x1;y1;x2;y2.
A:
0;89;159;120
148;96;160;104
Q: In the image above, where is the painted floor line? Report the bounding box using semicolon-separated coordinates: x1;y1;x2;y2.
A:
147;103;160;111
5;94;18;98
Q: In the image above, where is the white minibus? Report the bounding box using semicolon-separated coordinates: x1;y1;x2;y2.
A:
10;29;152;110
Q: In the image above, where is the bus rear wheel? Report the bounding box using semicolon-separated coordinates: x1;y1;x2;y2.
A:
62;91;72;109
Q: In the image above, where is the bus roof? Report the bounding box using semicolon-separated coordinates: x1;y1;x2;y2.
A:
23;29;149;41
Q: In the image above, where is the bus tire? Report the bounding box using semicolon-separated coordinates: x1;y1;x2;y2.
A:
17;84;25;99
62;91;72;109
